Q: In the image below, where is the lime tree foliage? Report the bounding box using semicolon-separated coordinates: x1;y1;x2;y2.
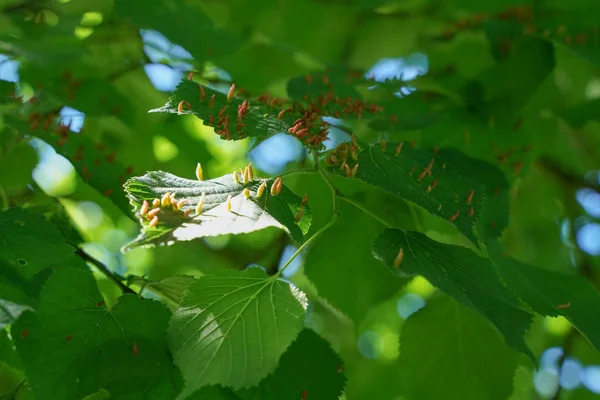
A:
1;0;600;399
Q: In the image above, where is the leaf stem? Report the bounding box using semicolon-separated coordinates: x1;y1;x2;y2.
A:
76;248;136;295
338;195;392;228
312;149;339;213
274;213;338;278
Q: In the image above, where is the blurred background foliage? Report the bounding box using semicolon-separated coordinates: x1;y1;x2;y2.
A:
1;0;600;398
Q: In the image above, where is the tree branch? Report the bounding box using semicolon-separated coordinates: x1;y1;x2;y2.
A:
75;248;136;295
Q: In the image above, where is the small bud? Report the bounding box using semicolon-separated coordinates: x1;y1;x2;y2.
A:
149;216;159;227
161;192;171;207
257;181;267;198
152;198;160;207
449;210;459;222
195;193;206;214
466;189;474;205
176;199;188;210
294;208;304;223
351;164;359;177
147;207;160;219
344;163;352;177
140;200;149;216
271;177;282;196
247;163;254;180
243;188;251;198
227;84;236;101
394;248;404;268
233;171;240;184
226;194;233;211
196;163;203;181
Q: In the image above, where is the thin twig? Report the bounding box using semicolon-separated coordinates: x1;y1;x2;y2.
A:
76;248;136;294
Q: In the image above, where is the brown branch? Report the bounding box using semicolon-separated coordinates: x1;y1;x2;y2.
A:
76;248;136;295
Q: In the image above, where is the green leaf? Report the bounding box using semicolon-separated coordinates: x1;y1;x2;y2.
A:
332;143;508;245
491;244;600;351
130;275;195;311
169;267;306;395
399;295;518;400
149;79;292;141
0;208;74;279
12;268;181;400
122;170;311;252
236;329;346;400
304;201;402;323
372;229;534;358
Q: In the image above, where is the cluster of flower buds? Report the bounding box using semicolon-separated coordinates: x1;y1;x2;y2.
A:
139;190;193;228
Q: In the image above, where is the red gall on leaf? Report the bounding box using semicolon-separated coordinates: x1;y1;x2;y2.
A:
187;72;194;80
557;302;571;309
183;209;192;217
344;163;352;177
301;389;308;400
196;163;204;181
161;192;171;207
132;342;138;357
380;139;387;151
394;248;404;268
96;300;105;308
176;199;188;210
226;194;233;212
209;115;214;125
432;179;438;189
149;216;159;227
209;94;215;108
177;100;191;113
351;163;359;177
233;171;240;184
337;365;344;373
294;208;304;223
490;221;497;228
65;335;72;342
152;198;160;208
468;207;474;217
21;329;28;339
199;84;206;101
140;200;149;216
271;177;283;196
147;207;160;220
449;210;459;222
256;181;267;198
418;169;427;181
512;161;524;176
218;105;228;118
466;189;474;205
247;163;254;180
227;84;236;101
277;109;286;120
195;193;206;215
243;188;251;199
394;143;403;156
301;193;308;207
410;165;416;175
103;189;112;197
305;74;313;84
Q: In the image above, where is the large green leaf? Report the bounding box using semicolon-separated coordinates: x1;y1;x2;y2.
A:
372;228;533;358
236;329;346;400
332;143;508;245
491;245;600;350
303;201;402;323
399;295;518;400
169;267;307;396
12;268;181;400
0;208;74;279
122;170;311;252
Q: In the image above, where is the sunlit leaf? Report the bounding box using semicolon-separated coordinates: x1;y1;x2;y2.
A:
372;228;534;357
130;275;195;311
169;267;307;395
12;268;182;400
122;170;311;252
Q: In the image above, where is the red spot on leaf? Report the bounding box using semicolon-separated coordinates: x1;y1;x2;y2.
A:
20;329;28;339
132;342;138;357
66;335;72;342
301;389;307;400
557;302;571;309
103;189;112;197
96;300;105;307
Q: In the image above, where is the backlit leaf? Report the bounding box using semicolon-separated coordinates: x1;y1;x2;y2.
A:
169;267;306;395
122;170;311;252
